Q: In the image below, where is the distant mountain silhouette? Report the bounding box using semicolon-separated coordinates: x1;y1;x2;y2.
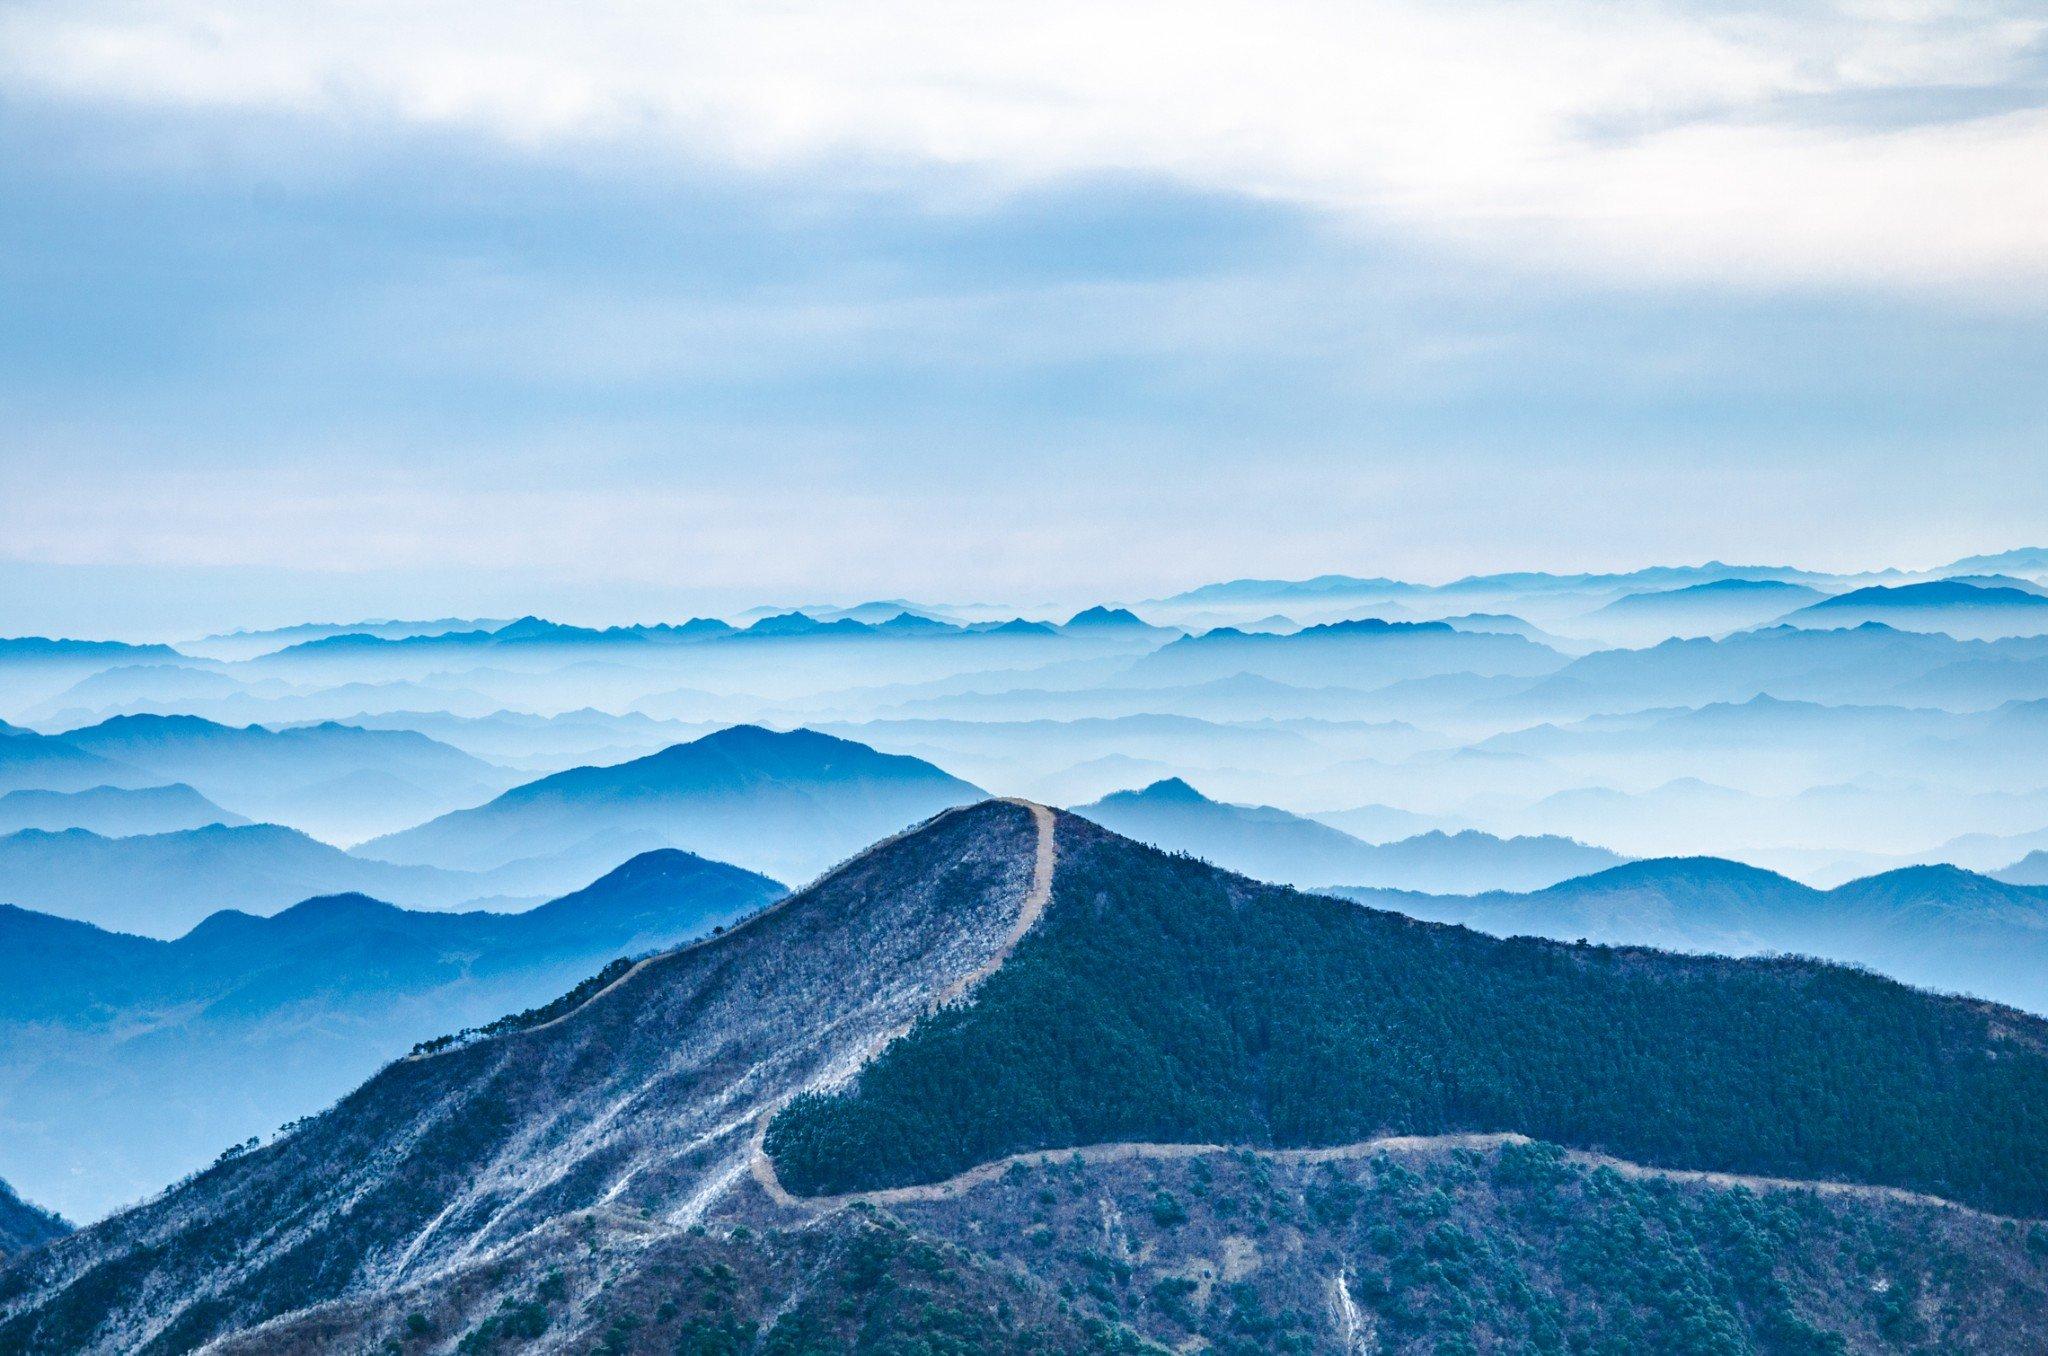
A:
266;616;736;659
1160;564;1826;614
0;823;535;936
1502;623;2048;718
23;663;244;723
1939;546;2048;576
1997;850;2048;886
1780;581;2048;639
360;725;985;884
0;783;246;837
1058;605;1175;637
0;849;782;1221
1130;618;1565;686
54;713;514;841
0;637;192;718
0;728;150;795
1330;857;2048;1014
184;617;513;661
1584;578;1830;640
1074;779;1623;891
1309;800;1437;841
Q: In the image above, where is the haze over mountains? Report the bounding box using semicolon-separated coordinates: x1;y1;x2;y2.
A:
1331;857;2048;1015
6;551;2048;1273
1073;778;1624;892
360;724;985;886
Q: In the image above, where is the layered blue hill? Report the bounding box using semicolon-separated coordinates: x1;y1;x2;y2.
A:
0;783;246;837
360;724;985;884
1329;857;2048;1015
0;848;783;1221
1778;580;2048;639
1074;778;1623;892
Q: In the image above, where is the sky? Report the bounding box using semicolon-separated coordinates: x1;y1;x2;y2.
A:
2;0;2046;637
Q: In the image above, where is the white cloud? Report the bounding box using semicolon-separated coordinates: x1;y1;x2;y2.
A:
3;0;2045;294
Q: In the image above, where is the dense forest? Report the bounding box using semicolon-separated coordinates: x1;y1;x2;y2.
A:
768;815;2048;1215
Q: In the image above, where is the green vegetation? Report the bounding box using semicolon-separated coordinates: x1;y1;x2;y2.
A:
768;822;2048;1213
754;1218;1151;1355
899;1141;2036;1354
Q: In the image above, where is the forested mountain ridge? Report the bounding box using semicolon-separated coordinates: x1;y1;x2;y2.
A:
766;815;2048;1214
8;803;2048;1353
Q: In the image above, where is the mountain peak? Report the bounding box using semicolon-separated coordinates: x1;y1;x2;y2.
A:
362;725;986;885
1122;776;1208;803
1061;605;1151;630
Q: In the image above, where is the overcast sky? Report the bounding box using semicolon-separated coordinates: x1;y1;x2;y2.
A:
3;0;2046;635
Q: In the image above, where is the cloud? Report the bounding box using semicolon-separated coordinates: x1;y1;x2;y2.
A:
4;0;2045;295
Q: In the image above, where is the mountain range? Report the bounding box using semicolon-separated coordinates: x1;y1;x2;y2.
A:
1127;618;1567;688
6;805;2046;1352
1330;856;2048;1014
0;823;565;937
52;714;516;842
1579;576;1830;641
0;639;187;715
1073;778;1625;891
1780;579;2048;639
0;849;783;1222
0;785;246;838
1499;622;2048;719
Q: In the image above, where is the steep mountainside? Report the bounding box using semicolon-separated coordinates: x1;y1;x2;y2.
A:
360;724;985;884
7;806;2048;1354
1074;779;1623;892
0;1189;65;1266
0;851;782;1223
0;800;1045;1352
1330;858;2048;1015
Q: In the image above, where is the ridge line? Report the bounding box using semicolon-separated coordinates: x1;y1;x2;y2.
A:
749;798;1056;1208
766;1130;2046;1224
